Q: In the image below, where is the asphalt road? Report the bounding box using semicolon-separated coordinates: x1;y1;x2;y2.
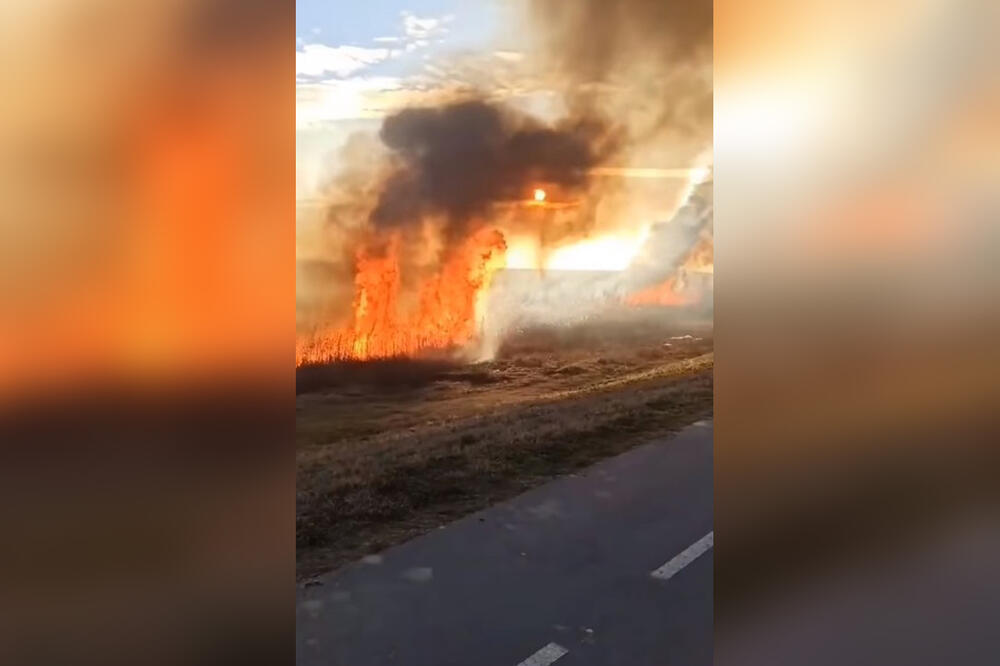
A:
297;420;714;666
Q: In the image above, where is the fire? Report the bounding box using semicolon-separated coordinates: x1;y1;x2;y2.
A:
681;237;714;274
505;226;652;272
626;275;691;306
545;232;650;271
533;188;546;202
625;233;712;306
296;228;507;365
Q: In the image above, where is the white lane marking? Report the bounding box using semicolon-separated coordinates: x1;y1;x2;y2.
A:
516;642;568;666
651;531;714;580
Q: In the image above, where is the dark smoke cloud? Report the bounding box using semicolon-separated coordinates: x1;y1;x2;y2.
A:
531;0;712;146
370;100;618;241
533;0;711;78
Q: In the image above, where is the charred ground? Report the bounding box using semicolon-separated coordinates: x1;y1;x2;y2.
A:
296;312;713;579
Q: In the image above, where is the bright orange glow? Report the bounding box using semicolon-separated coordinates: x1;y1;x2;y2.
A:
589;166;710;180
296;228;507;365
534;188;546;202
682;237;714;274
504;231;650;272
626;233;712;306
626;276;692;306
544;228;650;271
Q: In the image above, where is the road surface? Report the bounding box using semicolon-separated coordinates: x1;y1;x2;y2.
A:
297;420;714;666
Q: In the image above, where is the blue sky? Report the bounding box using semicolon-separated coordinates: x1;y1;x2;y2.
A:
296;0;500;51
296;0;537;199
296;1;519;87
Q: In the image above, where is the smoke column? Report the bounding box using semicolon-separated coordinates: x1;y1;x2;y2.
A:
371;100;618;247
297;0;713;363
530;0;712;163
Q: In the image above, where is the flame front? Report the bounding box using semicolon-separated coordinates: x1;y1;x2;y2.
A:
681;237;713;274
296;228;507;365
626;276;691;306
625;229;713;307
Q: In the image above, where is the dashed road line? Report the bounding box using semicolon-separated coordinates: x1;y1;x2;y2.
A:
651;531;714;581
516;642;569;666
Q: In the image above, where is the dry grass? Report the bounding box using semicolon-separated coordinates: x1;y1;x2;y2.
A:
296;316;713;579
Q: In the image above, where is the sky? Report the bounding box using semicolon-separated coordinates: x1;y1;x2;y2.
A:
296;0;505;66
296;1;533;198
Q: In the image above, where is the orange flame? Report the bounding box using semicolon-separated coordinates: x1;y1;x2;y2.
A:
682;237;714;274
626;234;713;307
626;276;691;306
296;228;507;365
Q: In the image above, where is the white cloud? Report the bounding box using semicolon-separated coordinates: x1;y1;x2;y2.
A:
296;77;405;125
403;14;438;38
401;11;454;39
296;44;391;78
296;10;454;83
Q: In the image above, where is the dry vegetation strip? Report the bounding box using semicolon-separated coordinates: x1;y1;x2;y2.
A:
297;353;713;579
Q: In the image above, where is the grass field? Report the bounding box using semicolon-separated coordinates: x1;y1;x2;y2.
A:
296;315;713;579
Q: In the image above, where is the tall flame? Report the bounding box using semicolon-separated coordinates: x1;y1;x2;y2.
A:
296;228;507;365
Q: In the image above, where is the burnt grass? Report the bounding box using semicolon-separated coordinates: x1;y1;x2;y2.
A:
296;319;713;579
296;357;498;395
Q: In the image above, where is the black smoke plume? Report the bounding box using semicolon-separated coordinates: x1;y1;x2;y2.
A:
370;100;618;243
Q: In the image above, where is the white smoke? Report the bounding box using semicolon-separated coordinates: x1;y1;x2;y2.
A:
475;173;713;359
